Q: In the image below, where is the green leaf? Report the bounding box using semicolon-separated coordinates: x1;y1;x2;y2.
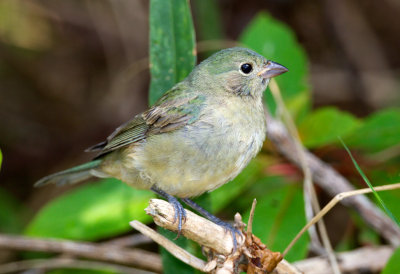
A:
242;183;309;262
382;247;400;274
0;148;2;171
26;179;153;240
340;138;400;227
368;170;400;228
298;107;360;148
159;229;195;274
240;12;310;119
192;0;223;42
0;188;23;233
345;108;400;152
149;0;196;105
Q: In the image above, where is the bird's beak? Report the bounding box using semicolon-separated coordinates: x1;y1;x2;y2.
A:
257;61;288;79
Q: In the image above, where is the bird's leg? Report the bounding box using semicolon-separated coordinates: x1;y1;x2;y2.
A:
181;198;241;251
150;186;186;238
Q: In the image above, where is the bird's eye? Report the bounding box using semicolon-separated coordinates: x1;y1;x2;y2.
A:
240;63;253;74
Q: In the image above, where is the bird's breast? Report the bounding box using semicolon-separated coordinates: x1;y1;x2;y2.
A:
119;95;267;197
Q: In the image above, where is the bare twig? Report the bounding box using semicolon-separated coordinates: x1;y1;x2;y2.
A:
103;233;152;247
246;199;257;241
294;245;394;274
130;220;215;272
0;258;154;274
0;234;161;272
265;113;400;246
284;183;400;255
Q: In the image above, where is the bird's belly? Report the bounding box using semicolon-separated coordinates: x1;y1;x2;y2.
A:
127;117;265;197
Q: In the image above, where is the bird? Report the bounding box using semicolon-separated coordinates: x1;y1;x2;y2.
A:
35;47;288;248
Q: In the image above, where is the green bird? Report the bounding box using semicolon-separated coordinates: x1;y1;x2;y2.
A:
35;47;288;247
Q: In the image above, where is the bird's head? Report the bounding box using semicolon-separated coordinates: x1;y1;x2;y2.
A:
188;47;288;98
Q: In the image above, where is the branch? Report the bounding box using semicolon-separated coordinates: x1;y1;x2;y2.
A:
293;245;393;274
132;198;300;274
0;234;161;272
146;198;239;255
0;258;153;274
265;112;400;246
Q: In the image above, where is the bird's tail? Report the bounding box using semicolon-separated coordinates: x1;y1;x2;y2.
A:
34;159;102;187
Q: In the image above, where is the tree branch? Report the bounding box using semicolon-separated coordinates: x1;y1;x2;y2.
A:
0;258;154;274
0;234;161;272
133;198;300;274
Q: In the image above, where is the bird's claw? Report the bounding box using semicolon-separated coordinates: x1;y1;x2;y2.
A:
169;197;187;239
150;186;187;239
214;219;242;251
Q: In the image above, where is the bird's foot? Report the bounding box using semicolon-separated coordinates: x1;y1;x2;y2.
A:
212;218;242;251
151;186;186;238
169;196;187;239
181;198;242;251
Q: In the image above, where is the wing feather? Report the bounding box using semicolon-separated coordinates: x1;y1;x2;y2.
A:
86;86;205;158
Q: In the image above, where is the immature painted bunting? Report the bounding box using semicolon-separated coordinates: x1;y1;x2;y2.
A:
35;47;288;247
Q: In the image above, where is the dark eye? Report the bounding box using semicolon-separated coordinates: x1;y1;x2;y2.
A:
240;63;253;74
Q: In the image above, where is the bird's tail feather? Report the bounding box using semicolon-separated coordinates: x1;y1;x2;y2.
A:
34;159;102;187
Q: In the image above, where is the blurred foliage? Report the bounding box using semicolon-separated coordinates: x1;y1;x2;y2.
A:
0;188;23;233
298;107;361;148
345;109;400;153
341;138;400;226
26;179;153;240
382;247;400;274
1;0;400;273
243;183;309;262
192;0;223;43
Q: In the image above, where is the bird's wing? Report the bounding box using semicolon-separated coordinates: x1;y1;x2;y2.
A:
86;86;205;157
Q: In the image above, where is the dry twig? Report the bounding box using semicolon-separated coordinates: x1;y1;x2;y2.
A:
0;234;161;272
0;258;154;274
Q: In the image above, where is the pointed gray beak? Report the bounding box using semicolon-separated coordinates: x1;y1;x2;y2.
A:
257;61;288;79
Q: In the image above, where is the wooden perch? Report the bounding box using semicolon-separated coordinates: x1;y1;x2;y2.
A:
146;198;239;255
131;198;301;273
